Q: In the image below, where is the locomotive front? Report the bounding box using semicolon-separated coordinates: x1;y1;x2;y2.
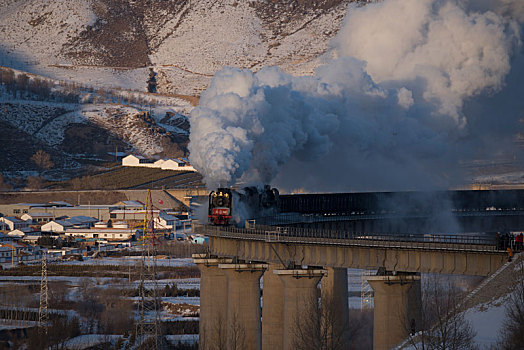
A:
208;188;233;225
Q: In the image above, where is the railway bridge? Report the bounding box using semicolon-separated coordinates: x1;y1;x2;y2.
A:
193;190;523;350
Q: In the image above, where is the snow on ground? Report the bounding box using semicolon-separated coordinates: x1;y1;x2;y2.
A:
0;320;38;331
162;296;200;306
464;295;508;348
36;109;87;146
60;256;195;267
165;334;199;345
151;0;266;75
0;0;349;96
63;334;121;350
0;0;97;69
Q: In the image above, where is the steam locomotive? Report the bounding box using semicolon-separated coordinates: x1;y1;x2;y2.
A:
208;185;280;225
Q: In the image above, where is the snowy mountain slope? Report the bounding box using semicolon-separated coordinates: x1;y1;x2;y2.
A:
0;0;352;181
0;0;351;95
0;0;97;65
0;98;189;156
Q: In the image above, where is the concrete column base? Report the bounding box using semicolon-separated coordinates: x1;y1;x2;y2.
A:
322;267;350;347
276;269;326;350
262;263;285;350
220;263;267;350
367;274;422;350
193;255;233;350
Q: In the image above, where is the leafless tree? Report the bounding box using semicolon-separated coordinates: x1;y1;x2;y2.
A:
227;310;246;350
30;149;54;170
25;175;44;190
99;288;133;334
49;281;69;308
406;275;477;350
292;292;349;350
497;260;524;349
0;174;12;190
200;310;243;350
348;308;373;350
202;311;227;350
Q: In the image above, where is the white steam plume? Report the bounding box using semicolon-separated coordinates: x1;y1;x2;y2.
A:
189;0;522;191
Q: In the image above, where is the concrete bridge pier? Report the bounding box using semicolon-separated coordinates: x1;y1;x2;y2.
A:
321;267;350;346
276;268;326;350
220;263;267;350
262;263;285;350
367;274;422;350
193;255;232;350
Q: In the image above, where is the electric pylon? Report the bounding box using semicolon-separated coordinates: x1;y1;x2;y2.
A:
136;190;163;349
38;251;49;332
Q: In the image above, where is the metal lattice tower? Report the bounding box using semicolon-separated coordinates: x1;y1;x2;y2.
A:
136;190;163;349
361;269;374;310
38;251;49;332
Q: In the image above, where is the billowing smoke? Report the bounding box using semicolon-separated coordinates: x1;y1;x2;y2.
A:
189;0;523;192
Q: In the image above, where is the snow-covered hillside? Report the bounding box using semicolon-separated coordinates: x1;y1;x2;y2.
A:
0;65;192;179
0;0;353;181
0;0;350;95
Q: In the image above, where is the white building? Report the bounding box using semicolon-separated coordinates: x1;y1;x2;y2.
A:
0;217;29;231
122;155;156;168
122;154;197;172
161;159;184;170
41;216;98;233
41;220;74;233
21;212;54;224
64;228;138;241
8;228;31;238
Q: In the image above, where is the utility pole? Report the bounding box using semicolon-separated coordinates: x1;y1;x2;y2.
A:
38;251;49;333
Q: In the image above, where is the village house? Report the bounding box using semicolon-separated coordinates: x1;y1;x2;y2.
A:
0;233;12;242
109;209;160;221
121;154;156;167
154;212;179;231
7;227;35;238
47;247;85;257
113;200;143;210
0;216;30;231
21;231;42;244
121;154;196;171
21;212;54;224
0;201;72;217
0;246;14;263
41;216;98;233
64;225;138;241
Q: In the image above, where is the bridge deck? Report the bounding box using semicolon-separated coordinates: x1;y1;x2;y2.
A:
196;224;500;253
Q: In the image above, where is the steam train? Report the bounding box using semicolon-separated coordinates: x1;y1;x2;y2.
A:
208;186;280;225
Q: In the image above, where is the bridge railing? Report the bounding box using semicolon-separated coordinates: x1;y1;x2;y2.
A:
194;224;499;252
253;210;524;227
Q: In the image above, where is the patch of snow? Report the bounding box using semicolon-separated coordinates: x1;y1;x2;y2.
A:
464;295;509;348
63;334;121;350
